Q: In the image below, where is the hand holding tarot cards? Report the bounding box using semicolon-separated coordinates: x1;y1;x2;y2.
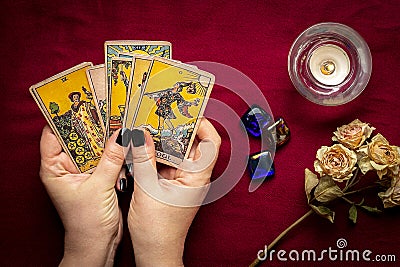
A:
30;41;215;173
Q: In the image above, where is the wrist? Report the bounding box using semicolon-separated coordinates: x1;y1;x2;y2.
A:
129;225;185;267
60;231;117;267
133;247;184;267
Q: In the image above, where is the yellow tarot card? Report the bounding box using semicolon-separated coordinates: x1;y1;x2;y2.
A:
86;64;106;132
104;40;172;86
123;55;153;129
30;62;104;173
107;57;133;138
120;54;199;130
134;57;215;167
104;41;172;116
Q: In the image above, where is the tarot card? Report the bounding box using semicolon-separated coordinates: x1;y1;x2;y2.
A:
30;62;104;173
104;40;172;93
134;57;215;167
117;51;175;129
86;64;106;131
107;57;133;138
118;52;136;59
123;55;153;129
119;52;193;68
117;52;197;130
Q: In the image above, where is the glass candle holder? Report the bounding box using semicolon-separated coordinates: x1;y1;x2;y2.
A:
288;22;372;106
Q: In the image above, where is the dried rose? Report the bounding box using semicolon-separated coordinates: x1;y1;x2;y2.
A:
358;134;400;179
378;176;400;208
332;119;375;150
314;144;357;182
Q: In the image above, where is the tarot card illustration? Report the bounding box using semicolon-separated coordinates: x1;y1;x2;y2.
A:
123;55;153;129
134;58;215;167
86;64;106;131
107;57;133;138
30;62;104;173
117;51;172;129
104;41;171;92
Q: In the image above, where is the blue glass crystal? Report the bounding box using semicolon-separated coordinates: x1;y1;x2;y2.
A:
241;105;273;137
248;150;275;180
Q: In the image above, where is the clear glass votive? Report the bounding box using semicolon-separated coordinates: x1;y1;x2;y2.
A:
288;22;372;106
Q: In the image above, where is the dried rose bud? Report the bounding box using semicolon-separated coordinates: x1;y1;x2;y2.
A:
332;119;375;150
314;144;357;182
358;134;400;179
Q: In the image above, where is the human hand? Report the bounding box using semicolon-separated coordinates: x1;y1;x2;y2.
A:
127;118;221;267
39;125;125;267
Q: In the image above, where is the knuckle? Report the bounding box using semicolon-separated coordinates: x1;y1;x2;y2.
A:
203;134;221;149
103;146;125;165
39;167;46;182
39;163;55;183
133;148;155;164
214;134;222;147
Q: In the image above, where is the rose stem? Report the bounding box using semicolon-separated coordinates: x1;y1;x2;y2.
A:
343;168;360;192
249;209;314;267
341;196;355;205
343;185;378;196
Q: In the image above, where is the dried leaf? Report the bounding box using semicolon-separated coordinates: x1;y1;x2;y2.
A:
360;205;383;214
349;205;357;224
358;155;374;174
305;168;319;202
310;204;335;223
314;176;343;203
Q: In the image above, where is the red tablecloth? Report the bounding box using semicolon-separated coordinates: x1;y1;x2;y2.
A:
1;1;400;266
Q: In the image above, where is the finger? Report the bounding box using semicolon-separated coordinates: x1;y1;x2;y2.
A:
178;118;221;175
178;139;218;177
187;139;199;160
115;166;127;192
195;118;222;149
40;125;62;158
131;129;157;169
131;129;159;192
92;129;125;185
193;118;221;161
158;165;176;180
39;125;78;175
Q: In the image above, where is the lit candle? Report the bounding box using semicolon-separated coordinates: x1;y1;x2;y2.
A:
309;44;350;86
289;23;372;105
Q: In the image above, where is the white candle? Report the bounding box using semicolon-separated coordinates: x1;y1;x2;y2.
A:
309;44;350;86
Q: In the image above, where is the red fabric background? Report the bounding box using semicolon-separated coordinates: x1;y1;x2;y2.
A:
1;1;400;266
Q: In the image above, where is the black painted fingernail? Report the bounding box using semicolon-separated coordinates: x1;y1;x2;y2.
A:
119;178;127;192
125;163;133;178
116;128;132;147
132;129;145;147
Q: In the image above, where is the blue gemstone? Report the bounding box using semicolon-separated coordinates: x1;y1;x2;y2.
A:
248;150;275;180
241;105;273;137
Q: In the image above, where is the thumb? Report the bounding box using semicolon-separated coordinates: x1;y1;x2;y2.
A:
130;129;159;192
92;129;125;185
40;125;78;174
